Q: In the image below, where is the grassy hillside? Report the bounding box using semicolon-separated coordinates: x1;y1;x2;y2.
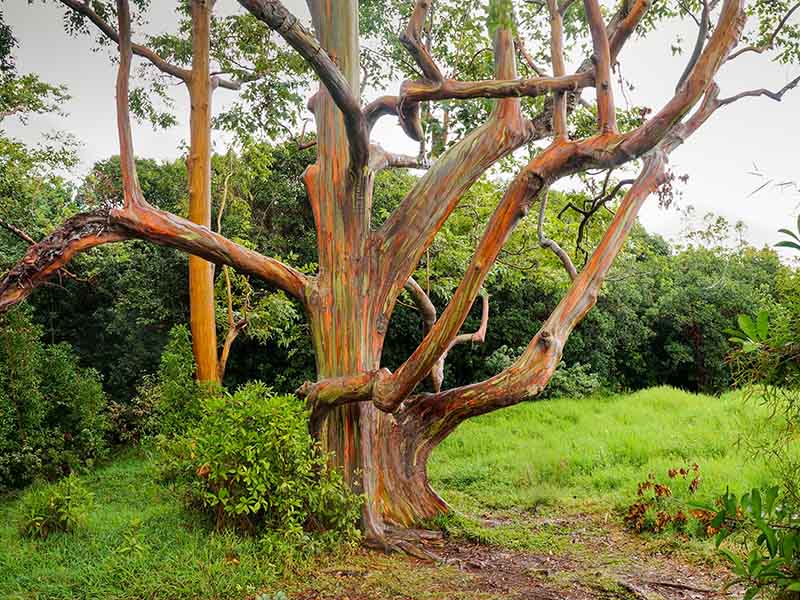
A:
430;386;775;513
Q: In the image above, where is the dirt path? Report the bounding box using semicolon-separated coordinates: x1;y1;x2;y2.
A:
284;512;740;600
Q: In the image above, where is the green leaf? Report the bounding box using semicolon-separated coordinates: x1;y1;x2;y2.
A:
737;314;758;340
756;310;768;340
720;548;745;575
775;240;800;251
777;228;800;242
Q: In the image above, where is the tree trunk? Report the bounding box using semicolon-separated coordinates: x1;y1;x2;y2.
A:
187;0;219;382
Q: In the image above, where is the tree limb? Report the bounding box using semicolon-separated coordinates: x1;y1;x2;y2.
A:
583;0;617;133
400;0;443;82
547;0;568;138
402;80;737;448
238;0;369;171
0;205;310;314
727;1;800;61
115;0;146;210
538;192;578;280
58;0;190;82
717;74;800;105
369;145;430;172
676;0;710;93
375;25;536;346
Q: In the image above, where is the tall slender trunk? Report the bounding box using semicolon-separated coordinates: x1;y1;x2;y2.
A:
187;0;218;382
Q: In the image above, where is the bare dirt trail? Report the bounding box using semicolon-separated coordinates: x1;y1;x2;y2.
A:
283;512;741;600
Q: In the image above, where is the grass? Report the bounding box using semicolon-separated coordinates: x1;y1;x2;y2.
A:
0;451;301;600
0;386;782;599
429;386;777;513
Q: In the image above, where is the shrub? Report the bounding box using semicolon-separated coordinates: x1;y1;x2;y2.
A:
110;324;208;442
480;346;604;399
0;307;108;490
160;382;361;547
18;474;94;539
694;487;800;599
624;465;704;535
541;361;605;399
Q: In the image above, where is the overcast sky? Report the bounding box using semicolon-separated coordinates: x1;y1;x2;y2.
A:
3;0;799;250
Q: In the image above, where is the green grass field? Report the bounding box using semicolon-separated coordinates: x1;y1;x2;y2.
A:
430;386;775;513
0;386;781;599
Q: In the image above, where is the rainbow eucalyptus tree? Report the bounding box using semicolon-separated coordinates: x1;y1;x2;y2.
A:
2;0;799;549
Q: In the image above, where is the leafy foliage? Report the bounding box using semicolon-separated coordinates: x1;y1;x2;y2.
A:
696;487;800;599
17;474;93;539
159;382;362;546
0;307;108;491
624;465;703;534
110;324;209;443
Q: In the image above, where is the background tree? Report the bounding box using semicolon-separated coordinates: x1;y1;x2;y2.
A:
1;0;799;550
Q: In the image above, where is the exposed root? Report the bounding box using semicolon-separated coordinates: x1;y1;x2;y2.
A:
365;525;446;562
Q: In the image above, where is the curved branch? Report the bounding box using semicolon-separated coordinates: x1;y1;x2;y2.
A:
717;74;800;106
538;192;578;280
727;1;800;62
238;0;368;171
58;0;190;81
401;0;443;82
0;205;310;314
0;211;127;312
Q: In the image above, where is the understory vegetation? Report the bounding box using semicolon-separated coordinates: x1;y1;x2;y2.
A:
0;386;779;599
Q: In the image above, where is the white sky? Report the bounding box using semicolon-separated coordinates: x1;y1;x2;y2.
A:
3;0;799;249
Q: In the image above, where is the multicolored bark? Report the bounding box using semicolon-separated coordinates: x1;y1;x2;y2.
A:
3;0;793;550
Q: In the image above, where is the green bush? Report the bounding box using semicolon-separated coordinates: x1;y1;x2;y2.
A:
160;382;361;548
110;324;209;442
17;474;94;539
0;307;108;490
479;346;604;398
541;361;605;399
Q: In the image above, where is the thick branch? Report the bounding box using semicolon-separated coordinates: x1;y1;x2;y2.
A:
369;145;430;172
116;0;145;209
0;205;309;314
676;0;710;92
402;150;669;443
238;0;368;171
375;27;535;344
58;0;190;81
547;0;568;138
373;140;571;412
584;0;617;133
401;0;443;81
403;80;740;446
400;72;592;104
